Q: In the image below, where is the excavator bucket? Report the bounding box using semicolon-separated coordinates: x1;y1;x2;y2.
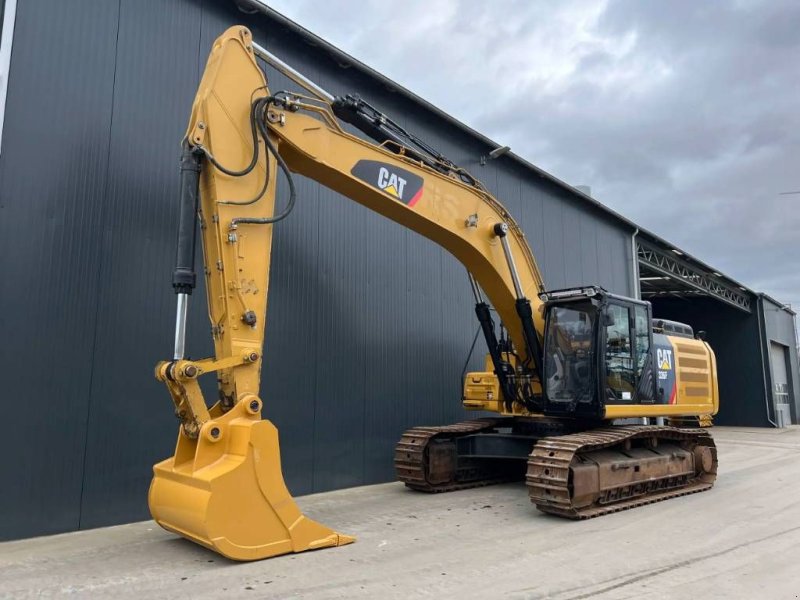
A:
150;400;354;561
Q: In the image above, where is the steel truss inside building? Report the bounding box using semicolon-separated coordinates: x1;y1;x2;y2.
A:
637;240;751;312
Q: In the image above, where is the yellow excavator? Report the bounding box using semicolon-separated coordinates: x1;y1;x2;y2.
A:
149;26;719;561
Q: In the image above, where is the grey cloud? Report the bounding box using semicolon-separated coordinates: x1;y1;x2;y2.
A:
268;0;800;309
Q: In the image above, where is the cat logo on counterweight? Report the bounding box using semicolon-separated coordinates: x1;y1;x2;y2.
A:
351;160;424;207
657;348;673;371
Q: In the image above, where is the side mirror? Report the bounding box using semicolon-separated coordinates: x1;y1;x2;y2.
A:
695;330;707;341
601;309;614;326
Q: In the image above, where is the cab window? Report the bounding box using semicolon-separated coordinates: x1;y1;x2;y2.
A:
605;304;634;401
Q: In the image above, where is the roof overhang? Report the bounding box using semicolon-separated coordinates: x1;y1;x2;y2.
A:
637;239;752;312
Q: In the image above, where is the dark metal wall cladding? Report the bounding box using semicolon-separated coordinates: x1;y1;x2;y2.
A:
761;296;800;422
650;298;768;427
0;0;634;539
649;295;799;428
0;0;121;539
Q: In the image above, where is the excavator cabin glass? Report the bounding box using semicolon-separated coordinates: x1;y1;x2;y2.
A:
541;288;655;420
544;302;596;406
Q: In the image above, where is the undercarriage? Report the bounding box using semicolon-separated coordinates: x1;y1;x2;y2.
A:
395;418;717;518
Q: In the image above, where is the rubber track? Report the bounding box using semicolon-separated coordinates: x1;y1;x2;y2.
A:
394;418;514;492
526;425;717;519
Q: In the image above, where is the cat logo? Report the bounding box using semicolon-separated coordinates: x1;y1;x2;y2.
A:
350;160;424;207
657;348;673;370
377;167;406;199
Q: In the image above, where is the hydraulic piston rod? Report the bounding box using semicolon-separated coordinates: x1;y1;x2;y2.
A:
252;42;335;103
493;222;544;397
468;271;484;304
494;223;524;299
173;293;188;360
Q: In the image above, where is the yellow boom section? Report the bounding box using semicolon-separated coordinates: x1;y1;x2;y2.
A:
264;111;546;354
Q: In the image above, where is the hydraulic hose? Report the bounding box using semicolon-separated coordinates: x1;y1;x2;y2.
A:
200;98;261;178
197;95;297;225
230;117;296;227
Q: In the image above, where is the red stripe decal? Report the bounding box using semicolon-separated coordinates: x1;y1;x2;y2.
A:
669;385;677;405
407;188;423;207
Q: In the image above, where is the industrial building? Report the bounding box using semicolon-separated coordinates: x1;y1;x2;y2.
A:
0;0;797;542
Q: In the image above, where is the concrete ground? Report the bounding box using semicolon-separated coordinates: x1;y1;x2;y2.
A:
2;427;799;600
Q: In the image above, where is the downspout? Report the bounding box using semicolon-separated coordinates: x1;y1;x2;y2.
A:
756;294;778;427
0;0;18;157
794;310;799;425
631;228;640;300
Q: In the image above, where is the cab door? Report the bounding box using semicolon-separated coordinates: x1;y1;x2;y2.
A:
602;300;656;405
541;300;604;419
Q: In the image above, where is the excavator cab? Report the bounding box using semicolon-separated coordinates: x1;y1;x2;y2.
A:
540;287;656;420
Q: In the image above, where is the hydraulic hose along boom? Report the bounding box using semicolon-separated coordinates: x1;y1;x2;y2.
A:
150;26;718;562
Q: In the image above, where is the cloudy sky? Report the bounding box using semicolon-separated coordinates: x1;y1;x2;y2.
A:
269;0;799;310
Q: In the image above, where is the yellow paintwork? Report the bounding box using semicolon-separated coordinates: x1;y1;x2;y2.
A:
267;102;547;359
463;371;503;412
607;334;718;419
463;354;506;413
636;334;717;419
465;334;718;419
149;26;353;561
463;354;542;414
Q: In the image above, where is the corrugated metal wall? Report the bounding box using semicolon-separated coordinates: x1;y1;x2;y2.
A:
648;295;799;429
0;0;634;540
761;296;800;423
649;297;769;427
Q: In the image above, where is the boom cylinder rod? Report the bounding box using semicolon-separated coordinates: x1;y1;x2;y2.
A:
493;223;544;395
467;271;484;304
494;223;524;298
251;42;335;103
174;293;188;360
